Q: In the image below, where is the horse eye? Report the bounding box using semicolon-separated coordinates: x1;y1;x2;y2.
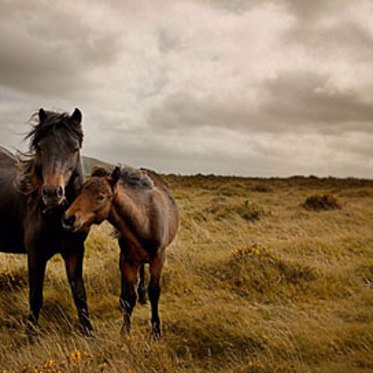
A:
97;195;105;202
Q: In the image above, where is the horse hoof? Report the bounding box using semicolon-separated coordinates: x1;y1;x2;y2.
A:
151;324;161;340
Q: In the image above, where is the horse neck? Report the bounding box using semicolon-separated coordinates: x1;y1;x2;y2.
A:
65;155;84;199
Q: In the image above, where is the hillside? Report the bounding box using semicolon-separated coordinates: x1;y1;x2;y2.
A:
81;155;112;175
0;175;372;372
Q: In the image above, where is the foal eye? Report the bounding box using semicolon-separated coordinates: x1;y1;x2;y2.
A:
97;195;105;202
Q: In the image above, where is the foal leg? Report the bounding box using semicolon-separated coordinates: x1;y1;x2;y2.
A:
148;253;164;339
119;251;139;335
137;263;147;305
63;248;93;335
27;252;47;333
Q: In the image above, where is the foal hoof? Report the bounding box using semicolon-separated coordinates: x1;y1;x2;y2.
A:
121;322;131;337
79;324;94;337
138;294;147;305
25;321;39;341
121;326;131;339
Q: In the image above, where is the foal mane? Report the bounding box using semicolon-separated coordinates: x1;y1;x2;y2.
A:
91;166;154;190
14;110;84;195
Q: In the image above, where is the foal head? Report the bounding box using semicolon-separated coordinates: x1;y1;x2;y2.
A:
62;167;121;232
26;108;84;208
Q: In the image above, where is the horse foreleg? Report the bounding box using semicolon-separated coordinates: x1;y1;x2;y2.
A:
119;251;139;335
27;252;47;333
148;253;164;339
137;263;147;305
63;249;93;335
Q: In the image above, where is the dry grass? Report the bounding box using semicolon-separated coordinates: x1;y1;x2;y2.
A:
1;175;373;372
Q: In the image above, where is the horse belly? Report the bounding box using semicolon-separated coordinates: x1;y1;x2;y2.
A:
0;213;26;253
0;172;26;254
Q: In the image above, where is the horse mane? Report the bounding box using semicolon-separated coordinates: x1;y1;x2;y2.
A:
14;156;41;195
14;110;83;195
91;165;154;190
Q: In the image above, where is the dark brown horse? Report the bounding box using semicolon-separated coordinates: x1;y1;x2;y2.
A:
63;166;179;338
0;108;93;334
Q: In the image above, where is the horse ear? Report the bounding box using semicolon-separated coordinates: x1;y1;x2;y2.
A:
38;108;47;122
70;108;82;124
109;166;121;188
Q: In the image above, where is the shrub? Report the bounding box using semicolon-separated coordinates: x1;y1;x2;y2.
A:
302;194;341;211
251;184;272;193
206;199;266;222
214;244;317;301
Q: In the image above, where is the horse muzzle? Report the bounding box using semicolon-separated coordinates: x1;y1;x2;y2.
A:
41;184;66;208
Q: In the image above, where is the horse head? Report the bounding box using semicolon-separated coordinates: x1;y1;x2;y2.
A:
26;108;84;208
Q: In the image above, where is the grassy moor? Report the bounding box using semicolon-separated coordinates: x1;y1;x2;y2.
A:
0;174;372;372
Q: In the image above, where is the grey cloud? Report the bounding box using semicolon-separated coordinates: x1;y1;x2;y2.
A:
278;0;350;22
158;28;182;54
0;1;120;96
261;72;373;131
199;0;348;18
1;0;373;177
289;21;373;63
280;1;373;65
197;0;258;14
148;71;373;135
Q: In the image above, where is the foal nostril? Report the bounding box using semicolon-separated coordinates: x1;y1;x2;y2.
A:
63;215;76;228
56;185;64;199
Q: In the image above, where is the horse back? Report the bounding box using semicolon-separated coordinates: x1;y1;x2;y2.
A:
142;170;179;247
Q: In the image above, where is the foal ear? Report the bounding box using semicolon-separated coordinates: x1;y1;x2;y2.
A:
38;108;47;122
109;166;121;188
70;108;82;125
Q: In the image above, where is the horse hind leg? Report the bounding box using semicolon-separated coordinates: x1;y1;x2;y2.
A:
148;253;165;339
137;263;147;305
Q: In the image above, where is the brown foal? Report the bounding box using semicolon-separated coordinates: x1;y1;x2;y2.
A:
63;166;179;338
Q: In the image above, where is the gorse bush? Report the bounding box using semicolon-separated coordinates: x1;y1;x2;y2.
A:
215;244;317;301
302;193;341;211
206;198;266;222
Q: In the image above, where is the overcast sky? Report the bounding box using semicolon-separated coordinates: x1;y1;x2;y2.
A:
1;0;373;177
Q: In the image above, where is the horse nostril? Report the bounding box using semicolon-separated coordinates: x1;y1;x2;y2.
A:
42;185;49;197
56;185;64;199
63;215;76;228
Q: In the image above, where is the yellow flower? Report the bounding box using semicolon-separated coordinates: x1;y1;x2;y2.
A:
43;359;56;368
71;350;81;361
